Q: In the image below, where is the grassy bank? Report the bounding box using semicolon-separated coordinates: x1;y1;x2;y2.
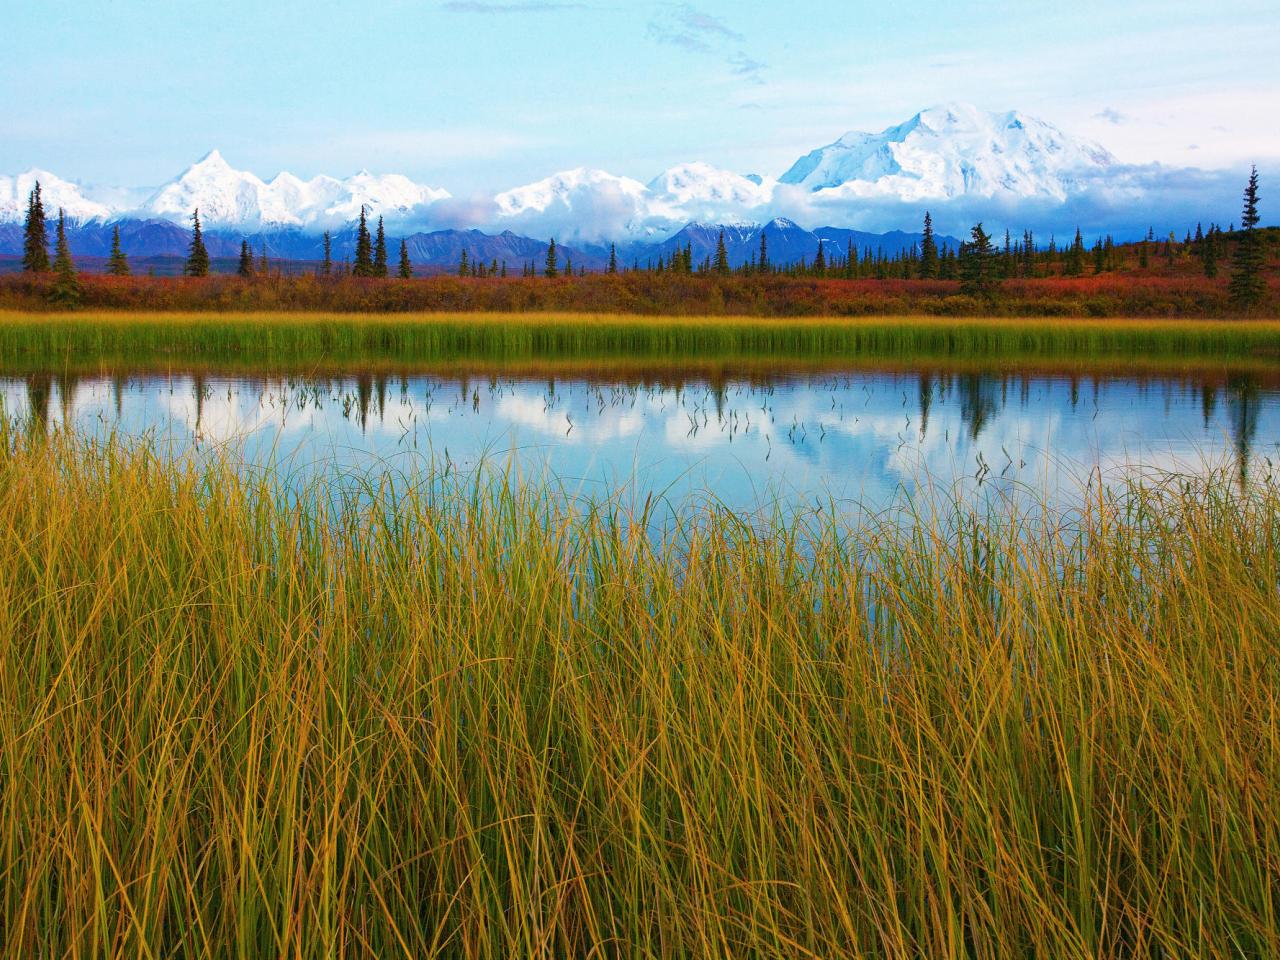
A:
1;310;1279;377
0;431;1277;957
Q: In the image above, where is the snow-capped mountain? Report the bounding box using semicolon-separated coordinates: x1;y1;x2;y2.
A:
1;103;1228;247
493;167;649;218
0;169;113;223
492;162;779;240
780;102;1116;201
145;150;450;228
491;167;657;241
647;162;775;210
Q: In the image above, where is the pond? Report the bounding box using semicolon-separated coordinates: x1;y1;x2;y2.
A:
4;364;1278;512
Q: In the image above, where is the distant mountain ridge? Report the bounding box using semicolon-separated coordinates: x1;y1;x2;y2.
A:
0;102;1237;242
0;216;958;274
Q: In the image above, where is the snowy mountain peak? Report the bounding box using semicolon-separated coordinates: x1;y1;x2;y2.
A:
0;169;114;224
193;148;231;168
782;102;1116;201
647;162;775;208
142;153;449;228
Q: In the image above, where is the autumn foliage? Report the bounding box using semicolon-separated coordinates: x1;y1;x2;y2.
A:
0;269;1276;318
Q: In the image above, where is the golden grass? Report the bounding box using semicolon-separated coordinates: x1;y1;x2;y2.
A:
1;310;1278;384
0;428;1277;957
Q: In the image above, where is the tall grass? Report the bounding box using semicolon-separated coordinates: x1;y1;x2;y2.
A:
0;429;1277;958
0;310;1278;377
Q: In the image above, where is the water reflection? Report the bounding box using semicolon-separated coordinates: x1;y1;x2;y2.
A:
4;367;1277;510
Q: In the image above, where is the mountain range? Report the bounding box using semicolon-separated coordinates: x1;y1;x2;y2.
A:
0;102;1247;265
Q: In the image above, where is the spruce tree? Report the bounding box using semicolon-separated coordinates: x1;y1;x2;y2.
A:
758;229;768;272
49;209;81;308
458;248;470;277
22;182;50;273
106;224;130;276
398;239;412;279
185;209;210;277
1066;227;1085;276
374;216;388;278
1203;228;1219;278
259;243;268;274
608;243;618;274
845;239;855;279
322;232;332;276
353;206;373;277
960;222;997;298
918;211;938;278
544;238;558;278
713;230;730;274
812;239;826;277
1229;165;1265;308
238;239;253;277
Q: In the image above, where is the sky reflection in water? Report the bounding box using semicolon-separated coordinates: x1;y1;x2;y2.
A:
4;368;1278;513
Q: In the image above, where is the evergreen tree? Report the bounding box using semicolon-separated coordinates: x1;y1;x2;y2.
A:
1092;239;1105;275
1204;227;1219;278
458;248;470;277
608;243;618;274
713;230;730;274
398;239;412;279
545;238;558;278
374;216;388;278
353;206;373;276
322;231;332;276
918;211;938;278
758;229;768;272
1066;227;1085;276
238;239;253;277
564;257;573;277
185;209;210;277
49;209;81;308
1229;165;1265;308
22;182;50;273
259;243;268;274
106;224;130;277
501;261;508;278
960;222;998;298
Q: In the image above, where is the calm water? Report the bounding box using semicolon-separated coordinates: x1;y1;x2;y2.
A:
4;367;1279;511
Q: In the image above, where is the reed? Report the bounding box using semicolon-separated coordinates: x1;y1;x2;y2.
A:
0;428;1277;958
0;310;1278;376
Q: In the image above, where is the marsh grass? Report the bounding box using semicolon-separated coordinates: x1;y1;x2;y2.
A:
0;428;1278;958
0;310;1278;377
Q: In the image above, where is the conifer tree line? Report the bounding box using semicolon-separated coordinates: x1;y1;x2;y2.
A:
13;170;1271;304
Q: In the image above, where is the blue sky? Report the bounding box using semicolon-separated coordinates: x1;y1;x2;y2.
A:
4;0;1277;192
